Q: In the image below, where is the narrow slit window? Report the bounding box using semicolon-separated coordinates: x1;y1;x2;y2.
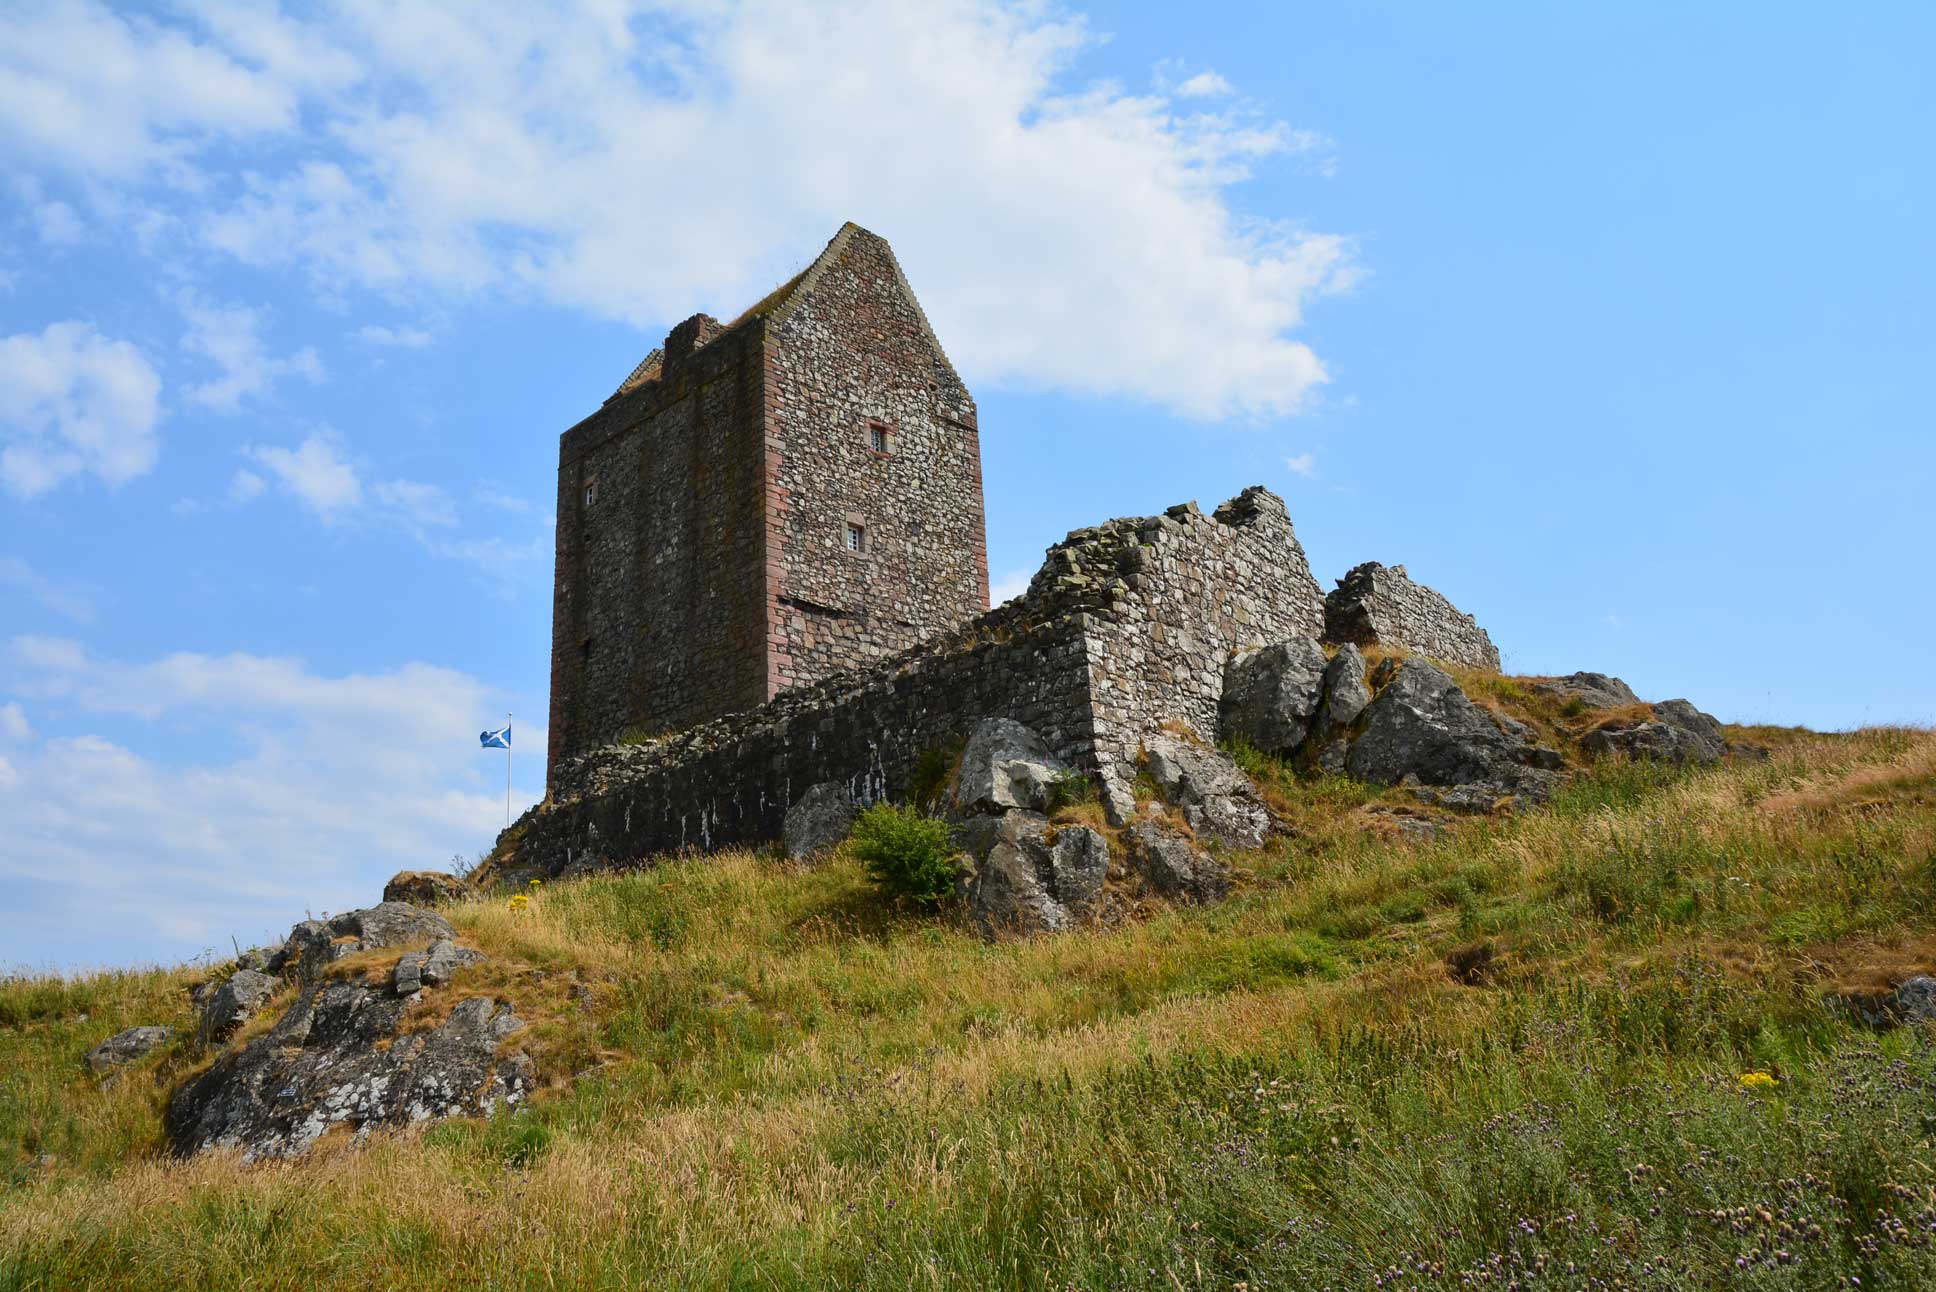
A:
583;479;598;507
846;523;866;553
869;425;888;453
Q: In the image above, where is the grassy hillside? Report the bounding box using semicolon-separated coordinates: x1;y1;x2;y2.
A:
4;723;1935;1289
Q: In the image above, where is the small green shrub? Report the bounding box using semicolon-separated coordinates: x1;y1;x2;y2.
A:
849;803;958;907
907;737;965;814
1043;770;1098;813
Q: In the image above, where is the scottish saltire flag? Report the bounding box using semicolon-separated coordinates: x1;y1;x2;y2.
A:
480;722;511;749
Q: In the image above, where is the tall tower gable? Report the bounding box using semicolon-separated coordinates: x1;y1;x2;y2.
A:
546;224;990;788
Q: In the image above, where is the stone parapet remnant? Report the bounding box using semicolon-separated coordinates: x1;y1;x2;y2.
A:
1322;561;1501;672
500;486;1323;877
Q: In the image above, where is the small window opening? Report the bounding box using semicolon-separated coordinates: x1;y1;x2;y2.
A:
846;523;866;553
584;478;598;507
869;425;888;453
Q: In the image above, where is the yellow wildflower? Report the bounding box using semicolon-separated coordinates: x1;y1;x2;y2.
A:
507;893;532;913
1739;1071;1778;1092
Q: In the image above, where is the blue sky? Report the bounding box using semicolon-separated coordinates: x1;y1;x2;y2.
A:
2;1;1931;970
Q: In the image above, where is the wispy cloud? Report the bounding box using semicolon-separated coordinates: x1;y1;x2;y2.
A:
1285;452;1317;478
0;0;1358;421
0;555;97;622
178;291;323;411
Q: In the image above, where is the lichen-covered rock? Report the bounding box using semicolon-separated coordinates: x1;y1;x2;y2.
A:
953;718;1075;816
1531;672;1641;709
1839;975;1936;1028
1581;699;1725;765
166;982;530;1161
267;902;459;982
382;870;469;907
1140;732;1272;849
1347;659;1559;807
1124;820;1228;904
1323;562;1501;671
1311;643;1372;772
194;970;278;1047
782;781;857;862
956;812;1111;936
1220;637;1329;755
85;1026;173;1075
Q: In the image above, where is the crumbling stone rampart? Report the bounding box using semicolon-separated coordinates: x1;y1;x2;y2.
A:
1322;561;1501;672
503;487;1323;875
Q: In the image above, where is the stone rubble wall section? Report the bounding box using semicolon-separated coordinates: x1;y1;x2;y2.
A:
1322;561;1502;672
512;487;1324;873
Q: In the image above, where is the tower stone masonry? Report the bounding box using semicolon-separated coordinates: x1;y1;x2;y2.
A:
546;224;990;787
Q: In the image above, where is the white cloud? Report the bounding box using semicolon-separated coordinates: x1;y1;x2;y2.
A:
989;568;1033;605
1175;71;1234;98
243;431;362;518
0;700;29;742
354;323;433;348
0;555;96;622
371;477;458;531
178;291;323;411
0;320;162;498
1285;452;1316;478
0;1;1358;420
0;0;308;180
0;636;538;969
227;467;266;503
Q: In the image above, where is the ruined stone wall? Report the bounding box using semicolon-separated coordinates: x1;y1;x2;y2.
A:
516;488;1324;874
1064;487;1326;776
1322;561;1501;672
548;320;770;781
765;225;989;690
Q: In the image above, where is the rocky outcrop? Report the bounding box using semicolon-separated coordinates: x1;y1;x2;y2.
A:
194;970;278;1047
1140;732;1272;850
1532;672;1640;710
1125;820;1228;904
1347;658;1562;808
265;902;458;982
782;781;857;862
166;900;519;1160
1323;562;1501;672
1581;698;1726;765
953;718;1076;816
167;984;529;1161
382;870;469;906
956;811;1111;936
1220;637;1330;755
1840;975;1936;1029
84;1026;173;1075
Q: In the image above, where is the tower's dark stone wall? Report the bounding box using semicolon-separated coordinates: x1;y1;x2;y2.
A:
547;225;990;787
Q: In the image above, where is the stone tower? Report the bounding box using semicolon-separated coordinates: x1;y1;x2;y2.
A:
546;223;990;787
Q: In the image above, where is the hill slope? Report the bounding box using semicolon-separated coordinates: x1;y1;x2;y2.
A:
4;724;1935;1289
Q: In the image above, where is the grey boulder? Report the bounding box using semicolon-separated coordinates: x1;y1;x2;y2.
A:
1125;820;1228;904
1141;732;1271;850
1580;698;1725;765
1220;636;1330;754
381;870;470;907
393;937;485;996
1346;658;1560;807
953;718;1076;815
84;1025;173;1075
268;902;459;982
1532;671;1641;710
195;969;279;1047
957;812;1111;936
782;781;858;862
167;982;530;1160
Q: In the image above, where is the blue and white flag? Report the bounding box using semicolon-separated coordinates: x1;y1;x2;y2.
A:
480;722;511;749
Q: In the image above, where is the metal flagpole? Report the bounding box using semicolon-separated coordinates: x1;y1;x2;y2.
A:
504;712;512;829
